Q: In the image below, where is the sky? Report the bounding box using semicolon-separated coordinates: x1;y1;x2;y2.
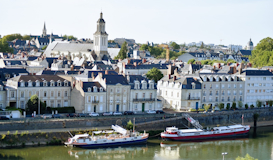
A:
0;0;272;47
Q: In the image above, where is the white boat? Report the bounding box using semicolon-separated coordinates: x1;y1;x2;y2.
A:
65;125;149;148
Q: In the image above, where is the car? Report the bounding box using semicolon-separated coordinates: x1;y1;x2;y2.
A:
124;111;134;115
0;116;9;120
113;112;122;116
146;110;156;114
42;114;52;119
102;112;113;116
78;113;87;117
156;110;165;114
89;112;99;116
52;114;61;118
66;113;78;117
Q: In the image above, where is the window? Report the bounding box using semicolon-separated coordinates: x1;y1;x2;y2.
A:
228;97;230;101
29;91;32;97
228;84;231;88
209;91;212;96
88;96;91;102
51;81;54;86
57;100;61;107
20;101;25;109
247;90;250;93
21;91;24;98
44;91;47;97
177;92;179;97
240;84;243;88
222;84;225;88
111;89;113;93
64;81;68;86
171;92;173;96
150;93;153;99
203;84;206;89
88;87;91;92
165;91;167;96
216;84;219;88
64;91;68;97
233;96;236;101
100;87;103;92
216;91;218;95
263;77;266;80
58;91;61;97
215;97;218;102
222;91;225;95
135;93;138;99
222;97;224;101
43;81;47;87
247;83;250;87
28;81;32;87
240;96;242;101
210;84;212;89
203;91;206;96
11;91;15;98
203;97;206;102
93;86;97;92
234;91;236;95
143;93;145;98
234;84;236;88
50;100;54;107
51;91;54;97
36;91;39;96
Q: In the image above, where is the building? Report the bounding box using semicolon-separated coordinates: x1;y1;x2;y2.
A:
0;81;6;109
247;39;254;50
157;75;202;110
5;75;71;109
71;81;106;113
228;45;242;52
128;75;161;112
238;69;273;107
200;74;244;109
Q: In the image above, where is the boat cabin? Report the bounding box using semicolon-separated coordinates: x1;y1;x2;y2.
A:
166;127;178;134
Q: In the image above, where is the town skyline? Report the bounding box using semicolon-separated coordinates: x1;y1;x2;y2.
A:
0;0;272;46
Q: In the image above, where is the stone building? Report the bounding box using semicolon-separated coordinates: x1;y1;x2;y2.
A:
5;75;71;110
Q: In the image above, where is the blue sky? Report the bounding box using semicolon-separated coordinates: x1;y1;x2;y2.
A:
0;0;272;47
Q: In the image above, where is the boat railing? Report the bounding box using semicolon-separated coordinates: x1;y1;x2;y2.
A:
182;114;203;130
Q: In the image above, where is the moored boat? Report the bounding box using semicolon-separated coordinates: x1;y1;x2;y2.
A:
65;125;149;148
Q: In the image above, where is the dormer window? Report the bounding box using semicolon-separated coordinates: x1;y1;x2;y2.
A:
141;80;147;89
134;80;140;89
50;80;55;87
93;86;97;92
36;80;40;87
20;80;25;87
0;85;3;91
57;80;61;86
28;80;32;87
43;80;47;87
88;87;91;92
100;87;103;92
64;80;68;86
149;80;154;89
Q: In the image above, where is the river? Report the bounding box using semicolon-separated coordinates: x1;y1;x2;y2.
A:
1;126;272;160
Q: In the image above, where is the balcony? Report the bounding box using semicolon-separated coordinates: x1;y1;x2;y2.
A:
187;97;200;100
92;100;99;104
133;98;155;102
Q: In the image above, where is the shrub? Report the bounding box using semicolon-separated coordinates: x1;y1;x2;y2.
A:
268;100;273;107
245;104;249;109
219;103;224;110
14;130;18;136
256;100;262;108
250;104;255;109
126;120;134;130
238;101;243;108
204;105;210;111
198;108;205;112
7;131;10;135
231;102;236;110
1;134;6;140
189;108;197;112
226;104;230;110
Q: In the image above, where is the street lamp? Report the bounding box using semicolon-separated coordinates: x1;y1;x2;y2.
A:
222;152;228;160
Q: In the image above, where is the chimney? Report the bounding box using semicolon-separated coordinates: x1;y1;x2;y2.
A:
236;63;239;67
105;70;108;75
78;71;81;75
142;58;146;64
173;76;176;81
168;74;171;79
249;63;252;67
80;80;83;88
213;66;216;70
233;66;236;74
71;65;74;71
128;59;131;64
218;63;221;68
227;63;230;66
133;62;137;67
239;67;242;74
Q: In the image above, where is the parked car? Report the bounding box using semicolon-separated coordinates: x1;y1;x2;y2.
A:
78;113;87;117
102;112;113;116
42;114;52;119
0;116;9;120
113;112;122;116
89;112;99;117
66;113;78;117
124;111;134;115
156;110;165;114
146;110;156;114
52;114;61;118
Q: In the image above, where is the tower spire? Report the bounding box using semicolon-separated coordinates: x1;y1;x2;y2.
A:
100;12;103;19
42;22;47;37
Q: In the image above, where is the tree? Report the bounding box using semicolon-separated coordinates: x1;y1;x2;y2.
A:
188;59;196;64
2;34;23;41
256;100;262;108
250;104;255;109
42;45;47;50
232;102;237;110
62;35;77;40
200;42;204;49
268;100;273;107
139;44;149;51
126;120;133;130
236;154;258;160
170;42;180;50
238;101;243;109
22;35;31;40
226;104;230;110
115;41;128;60
219;103;224;110
146;67;163;83
245;104;249;109
26;95;46;114
204;104;210;112
250;37;273;67
0;39;13;53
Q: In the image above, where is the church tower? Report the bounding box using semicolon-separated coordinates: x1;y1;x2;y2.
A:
93;12;109;60
42;22;47;37
247;38;254;50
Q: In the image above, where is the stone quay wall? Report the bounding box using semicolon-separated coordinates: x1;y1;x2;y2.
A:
1;108;273;132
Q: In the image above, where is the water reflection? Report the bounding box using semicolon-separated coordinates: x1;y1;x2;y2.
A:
68;145;149;160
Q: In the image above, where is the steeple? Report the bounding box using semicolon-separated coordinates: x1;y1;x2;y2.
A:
42;22;47;37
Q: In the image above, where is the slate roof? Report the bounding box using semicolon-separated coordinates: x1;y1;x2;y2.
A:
125;64;168;70
127;75;157;89
0;68;29;81
46;58;58;68
182;77;202;89
40;70;66;75
101;75;129;85
82;82;105;92
37;37;49;44
238;50;252;56
87;70;118;78
242;70;273;76
51;43;93;52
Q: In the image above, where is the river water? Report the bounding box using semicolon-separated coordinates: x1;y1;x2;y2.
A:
1;127;273;160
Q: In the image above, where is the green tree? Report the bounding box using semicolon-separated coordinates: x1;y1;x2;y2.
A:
126;120;133;130
26;95;46;114
245;104;249;109
204;104;210;112
170;42;180;50
236;154;258;160
146;67;163;83
238;101;243;109
115;41;128;60
268;100;273;107
22;35;31;40
200;42;204;49
2;34;23;41
256;100;262;108
0;39;13;53
62;35;77;40
226;104;230;110
42;45;47;50
231;102;237;110
219;103;224;110
139;44;149;51
250;104;254;109
250;37;273;67
188;59;196;64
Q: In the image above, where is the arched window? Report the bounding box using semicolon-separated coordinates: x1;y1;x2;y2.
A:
28;80;32;87
88;87;91;92
50;80;55;86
